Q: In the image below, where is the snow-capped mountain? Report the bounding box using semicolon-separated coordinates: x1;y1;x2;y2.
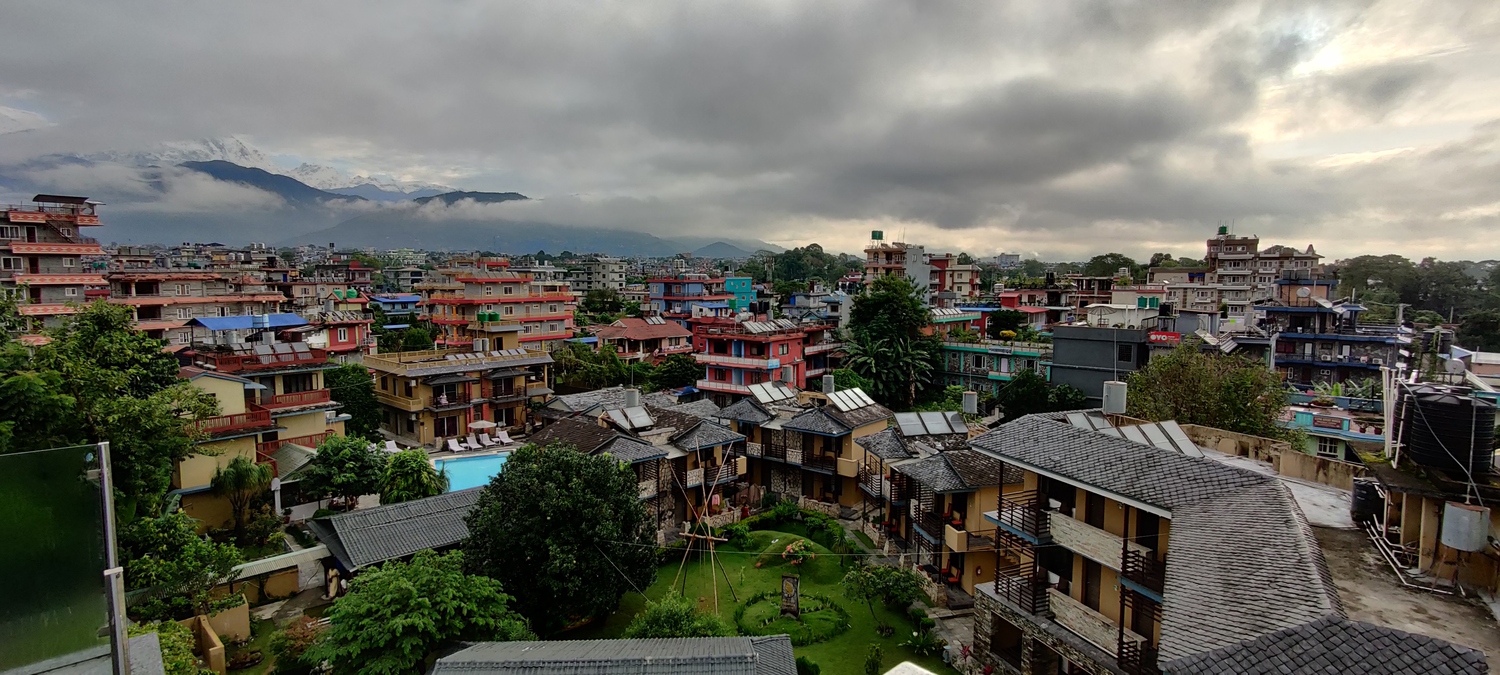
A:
287;162;453;194
0;105;50;135
88;136;279;172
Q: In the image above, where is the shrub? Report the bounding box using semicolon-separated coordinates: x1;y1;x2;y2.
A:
734;590;852;646
267;617;325;675
722;522;752;550
865;643;884;675
900;629;947;656
771;500;800;523
623;593;733;639
129;620;212;675
782;539;815;566
796;656;821;675
761;492;782;510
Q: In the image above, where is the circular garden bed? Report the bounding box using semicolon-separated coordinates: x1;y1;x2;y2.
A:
733;590;851;646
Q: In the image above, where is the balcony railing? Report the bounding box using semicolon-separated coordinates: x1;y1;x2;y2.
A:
426;390;477;409
804;341;844;355
190;409;272;435
992;490;1050;541
992;564;1049;615
259;389;332;409
694;353;782;369
194;347;331;374
1117;639;1160;675
914;511;946;538
803;453;838;474
1122;549;1166;597
256;431;333;460
696;379;751;394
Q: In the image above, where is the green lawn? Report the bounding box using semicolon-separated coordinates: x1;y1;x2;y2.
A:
561;528;953;675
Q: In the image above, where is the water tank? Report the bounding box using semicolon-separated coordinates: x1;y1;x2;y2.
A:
1440;502;1491;552
822;374;835;394
1397;385;1496;475
1102;381;1128;415
1350;478;1382;523
962;391;979;415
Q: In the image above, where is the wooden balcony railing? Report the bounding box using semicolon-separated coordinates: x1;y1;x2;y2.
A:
189;409;272;435
995;489;1050;541
914;511;945;538
803;453;838;474
1122;549;1166;596
426;390;477;409
992;562;1049;615
256;431;333;461
259;389;332;409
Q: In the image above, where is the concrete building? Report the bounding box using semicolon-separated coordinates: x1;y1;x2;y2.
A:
387;266;426;292
2;194;107;331
1048;325;1151;406
864;239;931;302
939;340;1053;396
647;273;734;323
107;270;287;345
569;256;626;292
593;316;694;364
1261;277;1412;386
417;267;576;351
365;337;554;445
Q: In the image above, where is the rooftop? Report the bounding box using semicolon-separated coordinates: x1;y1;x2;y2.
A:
364;347;553;377
307;488;482;570
433;636;795;675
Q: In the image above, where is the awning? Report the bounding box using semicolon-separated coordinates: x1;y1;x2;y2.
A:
485;369;531;380
424;373;479;385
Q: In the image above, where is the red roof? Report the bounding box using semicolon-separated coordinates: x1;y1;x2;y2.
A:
1016;306;1049;314
594;317;692;341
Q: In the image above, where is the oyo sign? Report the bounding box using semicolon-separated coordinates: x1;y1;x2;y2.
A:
1148;331;1181;346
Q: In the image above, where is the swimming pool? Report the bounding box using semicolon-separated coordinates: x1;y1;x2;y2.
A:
433;452;509;492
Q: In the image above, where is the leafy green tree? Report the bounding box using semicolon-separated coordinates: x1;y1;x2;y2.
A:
400;325;434;351
1126;344;1293;441
987;309;1026;339
211;456;273;539
864;644;884;675
553;342;629;390
650;353;701;391
306;551;534;675
1082;253;1139;280
299;435;386;510
1458;309;1500;351
621;592;734;638
994;370;1086;421
796;656;821;675
327;363;379;439
773;279;809;302
581;288;625;315
830;368;873;393
841;564;925;632
849;275;928;340
844;332;936;409
956;252;974;265
121;511;243;618
463;443;658;634
129;620;215;675
380;449;449;504
268;617;327;675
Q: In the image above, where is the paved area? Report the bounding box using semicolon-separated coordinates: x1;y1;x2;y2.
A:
1315;526;1500;654
1200;449;1356;529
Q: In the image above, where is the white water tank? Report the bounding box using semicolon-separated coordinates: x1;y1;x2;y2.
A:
624;388;641;408
1441;502;1491;552
1102;381;1128;415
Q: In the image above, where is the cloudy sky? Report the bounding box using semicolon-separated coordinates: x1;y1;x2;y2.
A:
2;0;1498;260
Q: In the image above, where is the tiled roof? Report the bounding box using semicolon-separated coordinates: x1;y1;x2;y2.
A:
827;401;894;429
893;449;1012;492
1157;480;1343;661
857;428;916;461
716;398;776;424
549;386;634;413
670;419;745;451
594;317;693;341
893;453;965;492
307;488;481;570
1162;616;1489;675
967;415;1268;510
782;408;852;436
270;442;317;478
529;418;619;454
433;636;796;675
668;398;722;420
598;436;667;464
645;405;704;435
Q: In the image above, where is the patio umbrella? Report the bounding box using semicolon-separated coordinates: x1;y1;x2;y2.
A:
468;420;498;430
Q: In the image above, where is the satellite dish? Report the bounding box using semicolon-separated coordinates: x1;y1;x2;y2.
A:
1296;287;1312;298
1445;359;1467;375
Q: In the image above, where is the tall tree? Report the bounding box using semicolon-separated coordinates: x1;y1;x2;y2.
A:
987;310;1026;339
650;353;701;391
1457;309;1500;351
463;443;658;634
379;449;448;504
121;511;243;618
1126;345;1293;441
580;288;624;315
298;435;386;509
326;363;379;440
306;551;533;675
994;370;1087;421
621;593;733;639
211;456;273;539
845;275;942;408
1082;253;1139;280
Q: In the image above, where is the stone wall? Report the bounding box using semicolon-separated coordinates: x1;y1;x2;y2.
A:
973;590;1120;675
770;466;801;495
798;496;840;517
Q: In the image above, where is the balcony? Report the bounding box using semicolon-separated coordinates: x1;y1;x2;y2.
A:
988;562;1049;615
426;390;477;410
913;511;946;539
1122;549;1166;598
694;353;782;369
256;431;333;461
987;490;1051;543
1049;512;1151;571
804;341;844;355
258;389;332;409
696;379;751;395
683;467;705;488
190;409;272;436
802;453;839;474
194;347;331;374
1049;588;1148;658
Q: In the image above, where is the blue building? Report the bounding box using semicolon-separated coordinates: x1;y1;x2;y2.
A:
370;293;421;317
1261;277;1412;386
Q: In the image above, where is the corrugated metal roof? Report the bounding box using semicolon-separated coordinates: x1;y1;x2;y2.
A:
434;636;795;675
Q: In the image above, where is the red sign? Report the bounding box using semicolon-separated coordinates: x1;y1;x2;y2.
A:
1148;331;1181;345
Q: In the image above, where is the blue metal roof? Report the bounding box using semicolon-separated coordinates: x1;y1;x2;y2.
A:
382;323;411;330
188;314;307;331
566;336;599;344
374;294;421;303
696;302;730;309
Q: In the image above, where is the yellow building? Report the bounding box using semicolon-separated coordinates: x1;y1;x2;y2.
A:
365;331;554;447
891;448;1017;608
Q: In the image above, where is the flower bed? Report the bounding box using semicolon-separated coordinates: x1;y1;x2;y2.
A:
733;590;852;646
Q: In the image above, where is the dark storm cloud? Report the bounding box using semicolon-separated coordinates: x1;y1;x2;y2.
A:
0;0;1497;259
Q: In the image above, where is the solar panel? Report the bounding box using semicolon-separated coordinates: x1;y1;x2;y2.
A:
749;382;773;403
606;409;631;429
826;390;849;411
1119;425;1149;444
1086;413;1111;430
625;406;654;429
1160;420;1205;457
1065;412;1093;430
291;343;310;353
851;388;875;408
946;412;966;432
1097;427;1123;438
894;413;925;437
273;343;292;354
1139;423;1175;451
919;411;953;435
253;345;273;356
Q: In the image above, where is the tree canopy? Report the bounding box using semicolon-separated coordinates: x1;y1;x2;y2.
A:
1082;253;1140;280
1126;345;1293;441
621;593;734;639
211;455;272;538
463;443;658;634
121;511;243;619
987;309;1026;339
379;449;448;504
307;550;533;675
298;435;386;508
994;370;1087;421
327;363;379;440
736;244;862;284
844;275;943;409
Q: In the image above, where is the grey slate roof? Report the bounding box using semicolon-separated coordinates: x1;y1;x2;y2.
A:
529;418;620;454
433;636;796;675
893;452;965;492
547;386;634;413
668;398;723;420
598;436;668;464
826;401;894;430
892;449;1012;492
782;408;852;436
857;427;916;461
669;419;745;451
716;398;776;424
307;488;481;570
1162;616;1489;675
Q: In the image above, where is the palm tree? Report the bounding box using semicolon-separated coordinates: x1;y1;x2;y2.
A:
212;456;273;539
380;449;450;504
845;333;935;408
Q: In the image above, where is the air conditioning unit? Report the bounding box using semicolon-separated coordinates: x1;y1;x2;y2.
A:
1319;369;1332;377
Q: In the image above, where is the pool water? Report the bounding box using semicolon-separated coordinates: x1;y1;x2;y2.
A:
433;452;509;492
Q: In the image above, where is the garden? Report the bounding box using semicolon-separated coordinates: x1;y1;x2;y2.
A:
566;507;952;675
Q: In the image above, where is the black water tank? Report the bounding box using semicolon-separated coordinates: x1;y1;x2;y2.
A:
1350;477;1381;523
1398;385;1496;475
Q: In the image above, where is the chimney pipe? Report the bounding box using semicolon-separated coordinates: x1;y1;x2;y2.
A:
822;374;835;394
624;387;640;409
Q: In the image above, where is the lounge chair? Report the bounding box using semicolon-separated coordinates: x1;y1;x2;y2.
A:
478;433;497;447
496;430;516;446
384;440;400;454
466;434;484;450
447;438;467;453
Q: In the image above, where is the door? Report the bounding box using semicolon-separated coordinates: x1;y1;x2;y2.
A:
1085;493;1106;529
1083;559;1102;611
25;226;36;243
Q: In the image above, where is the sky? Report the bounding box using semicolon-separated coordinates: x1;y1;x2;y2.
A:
1;0;1498;260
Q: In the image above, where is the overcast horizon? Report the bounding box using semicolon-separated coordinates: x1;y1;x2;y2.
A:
2;1;1498;261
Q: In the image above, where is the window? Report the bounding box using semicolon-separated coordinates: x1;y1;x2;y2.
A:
216;306;227;317
381;375;391;391
1116;344;1134;363
176;307;191;319
0;257;18;270
65;287;79;297
62;257;75;268
59;227;73;239
175;332;190;344
778;343;790;356
549;304;558;313
282;373;315;394
403;379;414;397
1316;437;1341;459
0;226;18;239
336;327;349;342
175;284;188;296
503;286;514;295
435;415;459;437
483;285;493;296
972;354;985;369
503;306;514;315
